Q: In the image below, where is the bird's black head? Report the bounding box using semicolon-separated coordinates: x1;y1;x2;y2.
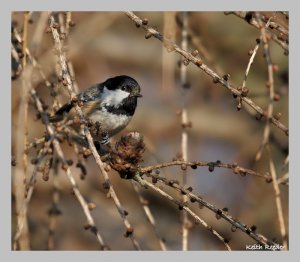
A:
104;75;142;98
100;75;142;116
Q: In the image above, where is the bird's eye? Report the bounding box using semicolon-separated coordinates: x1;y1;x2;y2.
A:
122;85;130;91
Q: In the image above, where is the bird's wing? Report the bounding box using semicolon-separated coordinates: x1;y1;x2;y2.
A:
49;83;103;122
67;99;102;119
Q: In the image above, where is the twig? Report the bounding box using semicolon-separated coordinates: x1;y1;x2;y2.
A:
15;31;108;246
12;12;31;249
256;14;287;250
13;137;52;250
267;145;288;249
22;12;30;185
131;181;167;250
124;11;288;136
49;14;141;250
277;172;288;186
31;88;108;249
238;19;272;113
146;173;278;248
25;137;46;151
47;159;61;250
228;12;288;53
57;11;83;171
139;160;270;180
22;12;29;68
255;15;275;162
136;178;231;250
179;11;190;251
13;27;54;98
260;14;289;37
242;39;260;91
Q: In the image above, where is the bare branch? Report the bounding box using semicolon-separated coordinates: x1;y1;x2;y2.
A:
136;178;231;250
30;88;108;249
227;12;288;53
139;160;271;180
131;181;168;250
145;172;278;247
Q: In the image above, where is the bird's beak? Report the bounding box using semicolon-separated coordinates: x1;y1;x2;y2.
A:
130;93;143;98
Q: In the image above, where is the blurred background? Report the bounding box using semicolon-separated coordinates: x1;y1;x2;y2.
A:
11;12;288;250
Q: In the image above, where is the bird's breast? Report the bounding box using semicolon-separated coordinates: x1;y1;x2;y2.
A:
88;109;132;136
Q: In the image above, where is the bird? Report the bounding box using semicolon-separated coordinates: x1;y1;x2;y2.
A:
49;75;142;144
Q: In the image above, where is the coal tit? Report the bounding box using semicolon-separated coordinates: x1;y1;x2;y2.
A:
50;75;142;143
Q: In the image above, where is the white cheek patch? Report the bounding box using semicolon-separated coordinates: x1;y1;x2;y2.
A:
102;86;130;106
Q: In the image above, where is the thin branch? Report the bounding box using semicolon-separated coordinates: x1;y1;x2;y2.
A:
22;12;30;185
13;27;54;96
30;88;108;249
15;41;107;249
255;15;275;162
22;12;29;68
124;11;288;136
25;137;46;151
12;12;31;250
146;172;278;248
242;40;260;90
228;12;288;53
13;141;50;250
259;13;288;37
47;160;62;250
131;181;167;250
255;16;288;247
139;160;271;180
179;11;190;251
277;172;289;186
267;145;288;249
136;178;231;250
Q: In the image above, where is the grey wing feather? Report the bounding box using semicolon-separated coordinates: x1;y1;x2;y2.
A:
49;83;103;122
79;83;104;103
